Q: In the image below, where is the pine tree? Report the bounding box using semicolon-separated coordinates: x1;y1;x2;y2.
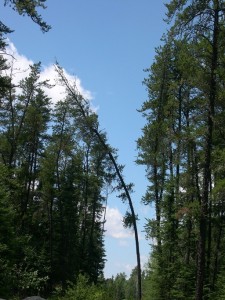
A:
138;1;225;299
55;63;143;299
2;0;51;32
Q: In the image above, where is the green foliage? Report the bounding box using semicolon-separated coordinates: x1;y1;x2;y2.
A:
138;0;225;299
0;1;128;299
0;59;112;297
55;63;142;299
3;0;51;32
58;275;106;300
123;210;139;229
0;21;12;102
212;269;225;300
0;164;16;297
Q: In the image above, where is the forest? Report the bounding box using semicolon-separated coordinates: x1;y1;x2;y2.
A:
1;0;225;300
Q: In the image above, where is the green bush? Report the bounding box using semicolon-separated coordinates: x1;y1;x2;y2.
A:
59;275;106;300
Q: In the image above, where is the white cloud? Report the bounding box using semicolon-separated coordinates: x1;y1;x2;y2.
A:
40;64;92;105
105;206;134;239
3;41;93;105
4;41;33;84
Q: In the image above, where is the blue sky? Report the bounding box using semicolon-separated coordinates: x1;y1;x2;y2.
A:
1;0;169;278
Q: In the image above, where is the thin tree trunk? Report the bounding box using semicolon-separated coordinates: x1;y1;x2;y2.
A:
195;3;219;299
81;146;90;261
55;109;67;289
94;130;142;300
212;211;223;289
55;64;142;299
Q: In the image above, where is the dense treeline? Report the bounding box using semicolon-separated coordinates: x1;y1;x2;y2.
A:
2;0;225;299
0;15;116;297
0;57;113;297
137;0;225;299
0;3;141;298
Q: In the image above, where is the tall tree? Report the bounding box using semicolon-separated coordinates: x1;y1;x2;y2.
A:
55;63;142;300
0;62;52;297
166;1;224;298
138;1;225;299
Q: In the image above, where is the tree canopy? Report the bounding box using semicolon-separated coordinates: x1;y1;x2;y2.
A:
1;1;225;300
3;0;51;32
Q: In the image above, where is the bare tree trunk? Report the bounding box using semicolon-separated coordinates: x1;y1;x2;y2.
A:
195;3;219;299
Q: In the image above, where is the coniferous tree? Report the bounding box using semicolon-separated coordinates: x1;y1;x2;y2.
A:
2;0;51;32
55;63;143;299
137;1;225;299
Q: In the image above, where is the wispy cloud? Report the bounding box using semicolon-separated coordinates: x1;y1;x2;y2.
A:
4;41;33;83
4;41;93;105
105;206;134;239
40;64;92;104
